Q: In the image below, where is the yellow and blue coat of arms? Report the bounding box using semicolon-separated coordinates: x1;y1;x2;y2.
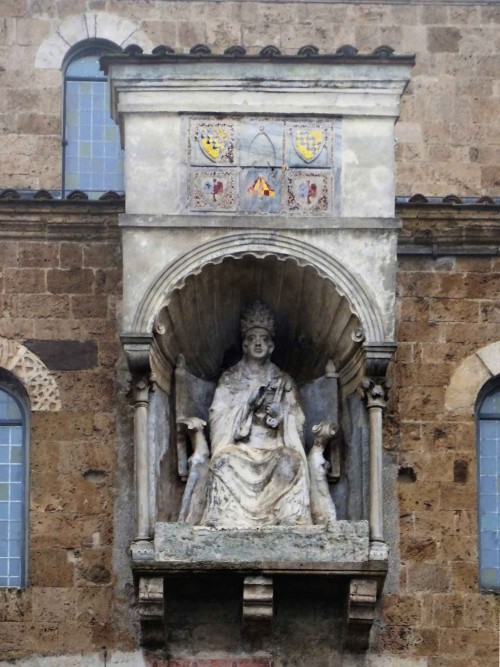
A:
293;128;326;164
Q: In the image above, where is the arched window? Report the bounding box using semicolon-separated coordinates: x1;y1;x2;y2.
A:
62;40;124;197
0;384;28;587
477;381;500;590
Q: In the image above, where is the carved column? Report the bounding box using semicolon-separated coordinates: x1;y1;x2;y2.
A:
121;334;155;555
362;377;390;558
132;375;154;542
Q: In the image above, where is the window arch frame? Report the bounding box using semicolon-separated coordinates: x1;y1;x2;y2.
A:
61;38;124;198
476;375;500;592
0;370;30;589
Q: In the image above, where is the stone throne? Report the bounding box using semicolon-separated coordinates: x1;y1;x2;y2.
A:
103;45;414;653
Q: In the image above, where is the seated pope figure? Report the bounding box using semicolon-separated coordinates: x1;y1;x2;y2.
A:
180;301;314;528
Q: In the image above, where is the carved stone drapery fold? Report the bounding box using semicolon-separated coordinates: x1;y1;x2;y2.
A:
0;336;61;411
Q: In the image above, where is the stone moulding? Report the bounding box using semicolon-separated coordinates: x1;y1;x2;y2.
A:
0;336;61;411
130;232;387;346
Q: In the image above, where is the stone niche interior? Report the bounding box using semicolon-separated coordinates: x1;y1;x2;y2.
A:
103;46;414;656
152;253;369;525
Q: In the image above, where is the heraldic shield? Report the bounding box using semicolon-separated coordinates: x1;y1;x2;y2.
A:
293;127;326;164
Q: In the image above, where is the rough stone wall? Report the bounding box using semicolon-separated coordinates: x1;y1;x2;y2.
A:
378;210;500;666
0;204;137;660
0;1;499;196
0;204;499;666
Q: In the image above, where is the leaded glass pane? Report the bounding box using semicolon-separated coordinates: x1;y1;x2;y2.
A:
480;389;500;416
478;386;500;589
0;389;25;588
64;47;124;197
0;391;21;421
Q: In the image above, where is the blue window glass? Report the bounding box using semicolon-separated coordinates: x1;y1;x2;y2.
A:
0;388;26;588
478;385;500;590
63;43;124;198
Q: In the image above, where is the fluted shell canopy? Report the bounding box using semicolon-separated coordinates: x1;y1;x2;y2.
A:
154;254;363;385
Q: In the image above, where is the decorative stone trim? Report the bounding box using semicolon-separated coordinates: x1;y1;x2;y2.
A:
101;45;415;71
35;12;153;69
445;341;500;416
0;337;61;411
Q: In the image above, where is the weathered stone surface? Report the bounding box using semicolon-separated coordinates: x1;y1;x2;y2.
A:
154;522;370;568
24;339;98;370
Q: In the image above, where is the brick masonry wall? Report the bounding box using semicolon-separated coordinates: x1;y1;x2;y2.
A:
379;246;500;666
0;1;499;196
0;208;136;659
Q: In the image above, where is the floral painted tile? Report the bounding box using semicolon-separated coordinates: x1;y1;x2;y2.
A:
286;170;330;214
189;169;237;211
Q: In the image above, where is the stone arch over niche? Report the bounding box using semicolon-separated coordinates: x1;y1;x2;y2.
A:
135;230;384;331
445;341;500;416
35;12;154;69
154;254;364;388
0;336;61;411
132;233;386;390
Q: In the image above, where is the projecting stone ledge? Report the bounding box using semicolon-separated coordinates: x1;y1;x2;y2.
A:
152;520;372;572
133;521;386;649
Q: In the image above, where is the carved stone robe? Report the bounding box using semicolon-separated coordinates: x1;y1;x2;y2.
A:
201;359;312;528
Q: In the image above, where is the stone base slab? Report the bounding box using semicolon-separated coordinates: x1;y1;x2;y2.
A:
151;521;372;572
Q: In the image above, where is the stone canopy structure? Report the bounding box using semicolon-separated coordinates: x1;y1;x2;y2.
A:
101;46;414;649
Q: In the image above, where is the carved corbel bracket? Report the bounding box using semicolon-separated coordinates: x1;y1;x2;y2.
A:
344;577;378;652
121;332;154;378
363;342;396;381
137;575;165;646
242;575;274;635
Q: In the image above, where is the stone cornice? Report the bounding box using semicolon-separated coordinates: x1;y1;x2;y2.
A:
0;200;122;241
100;44;415;74
0;200;499;253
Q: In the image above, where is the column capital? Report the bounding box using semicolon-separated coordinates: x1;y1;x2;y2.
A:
129;373;157;404
361;377;391;409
